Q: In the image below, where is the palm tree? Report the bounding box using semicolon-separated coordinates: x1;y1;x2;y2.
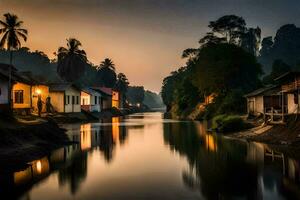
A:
0;13;27;111
0;13;28;64
57;38;87;82
96;58;117;88
98;58;115;71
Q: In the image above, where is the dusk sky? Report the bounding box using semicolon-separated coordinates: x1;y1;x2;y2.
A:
1;0;300;92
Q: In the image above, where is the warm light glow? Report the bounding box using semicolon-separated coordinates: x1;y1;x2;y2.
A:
206;135;217;152
137;103;140;107
112;117;120;143
36;89;41;95
36;160;42;174
80;124;92;150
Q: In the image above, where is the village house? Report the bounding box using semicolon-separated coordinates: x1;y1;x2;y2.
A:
91;87;113;110
49;83;81;113
0;64;50;115
245;72;300;123
12;72;50;115
80;87;102;112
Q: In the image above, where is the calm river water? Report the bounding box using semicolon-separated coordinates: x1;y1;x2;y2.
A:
2;112;300;199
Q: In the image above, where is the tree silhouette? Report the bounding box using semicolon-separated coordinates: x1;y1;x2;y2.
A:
208;15;246;44
56;38;87;82
96;58;117;87
0;13;28;64
116;73;129;93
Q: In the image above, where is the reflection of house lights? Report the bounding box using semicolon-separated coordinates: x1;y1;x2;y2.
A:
36;160;42;174
36;89;41;95
137;103;140;107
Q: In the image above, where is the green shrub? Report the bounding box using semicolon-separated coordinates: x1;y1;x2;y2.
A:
212;115;251;133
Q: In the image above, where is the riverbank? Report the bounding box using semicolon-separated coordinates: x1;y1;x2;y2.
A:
0;116;70;169
228;115;300;147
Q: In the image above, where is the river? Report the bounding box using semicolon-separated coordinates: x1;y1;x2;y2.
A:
1;112;300;199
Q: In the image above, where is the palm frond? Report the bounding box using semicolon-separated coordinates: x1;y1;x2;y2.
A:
0;31;8;48
17;31;27;42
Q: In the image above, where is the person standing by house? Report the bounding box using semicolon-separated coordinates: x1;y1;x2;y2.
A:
37;95;43;117
46;96;52;113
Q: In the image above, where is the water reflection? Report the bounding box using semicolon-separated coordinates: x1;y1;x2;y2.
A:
0;113;300;199
163;122;300;199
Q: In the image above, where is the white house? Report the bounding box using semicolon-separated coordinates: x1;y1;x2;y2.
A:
49;84;81;113
81;88;102;112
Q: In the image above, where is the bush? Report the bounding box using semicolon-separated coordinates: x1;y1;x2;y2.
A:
212;115;251;133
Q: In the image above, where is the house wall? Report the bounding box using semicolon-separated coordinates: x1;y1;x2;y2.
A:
247;96;264;115
12;82;31;109
65;87;81;113
102;97;112;110
49;92;64;112
287;93;300;114
91;95;101;112
0;79;9;105
31;85;49;113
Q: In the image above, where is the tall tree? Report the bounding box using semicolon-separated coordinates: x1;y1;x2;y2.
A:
96;58;117;88
208;15;246;44
116;73;129;93
56;38;87;82
241;27;261;56
0;13;28;64
183;15;260;60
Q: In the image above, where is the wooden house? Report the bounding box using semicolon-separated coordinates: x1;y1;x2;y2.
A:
49;84;81;113
245;72;300;123
81;88;102;112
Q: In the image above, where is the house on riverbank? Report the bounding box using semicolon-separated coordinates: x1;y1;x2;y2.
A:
245;72;300;123
81;88;102;112
49;84;81;113
91;87;113;110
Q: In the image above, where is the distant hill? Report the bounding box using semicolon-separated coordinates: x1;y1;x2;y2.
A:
259;24;300;74
143;90;164;109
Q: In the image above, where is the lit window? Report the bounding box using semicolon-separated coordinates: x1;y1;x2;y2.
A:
14;90;24;104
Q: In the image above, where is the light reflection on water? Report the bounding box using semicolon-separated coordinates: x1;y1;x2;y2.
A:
0;112;300;199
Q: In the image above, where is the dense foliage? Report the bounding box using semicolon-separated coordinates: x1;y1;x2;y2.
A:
162;15;263;119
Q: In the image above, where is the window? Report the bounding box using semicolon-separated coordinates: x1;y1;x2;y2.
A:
95;96;98;104
66;95;70;105
14;90;24;104
72;96;75;105
76;96;79;105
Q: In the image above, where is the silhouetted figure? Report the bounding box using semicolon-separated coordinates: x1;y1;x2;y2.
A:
46;96;51;113
37;95;42;117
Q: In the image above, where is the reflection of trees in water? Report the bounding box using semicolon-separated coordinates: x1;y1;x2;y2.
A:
58;151;88;195
97;118;128;163
163;122;260;200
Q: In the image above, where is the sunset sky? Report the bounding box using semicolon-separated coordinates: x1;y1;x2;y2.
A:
1;0;300;92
